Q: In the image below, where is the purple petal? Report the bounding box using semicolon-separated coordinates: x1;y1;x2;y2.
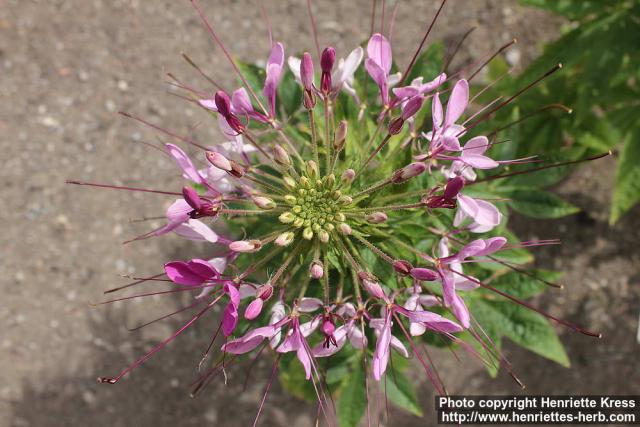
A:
390;335;409;357
187;259;218;279
298;297;323;312
476;236;507;256
365;58;388;102
432;92;444;130
372;314;392;381
164;261;205;286
231;88;254;115
461;153;499;169
463;136;490;155
267;42;285;69
457;194;479;219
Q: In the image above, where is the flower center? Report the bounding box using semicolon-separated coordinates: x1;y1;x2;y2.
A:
278;173;350;243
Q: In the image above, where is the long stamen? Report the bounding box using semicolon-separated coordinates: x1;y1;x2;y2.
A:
399;0;447;86
119;111;209;151
65;180;182;197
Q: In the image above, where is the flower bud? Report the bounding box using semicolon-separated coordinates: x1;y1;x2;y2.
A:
310;261;324;279
320;47;336;93
341;168;355;185
366;212;388;224
256;283;274;301
318;229;330;243
392;259;413;276
339;195;353;205
388;117;404;135
358;273;386;300
337;223;352;235
252;195;276;210
401;95;424;120
244;298;264;320
279;212;295;224
391;162;426;183
306;160;319;179
206;151;232;171
182;186;202;210
410;268;439;282
300;52;315;92
229;240;262;253
443;176;465;199
273;144;291;167
303;227;314;240
283;176;297;189
333;120;348;151
214;91;233;117
275;231;295;246
324;174;336;189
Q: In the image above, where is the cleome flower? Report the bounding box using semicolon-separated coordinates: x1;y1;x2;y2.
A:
68;0;607;424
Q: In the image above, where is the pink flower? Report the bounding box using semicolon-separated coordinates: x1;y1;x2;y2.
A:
427;79;469;152
392;74;447;102
276;318;314;380
365;33;401;106
312;303;367;357
455;193;502;233
436;237;507;328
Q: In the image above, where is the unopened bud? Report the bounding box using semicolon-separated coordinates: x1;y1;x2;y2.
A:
303;227;314;240
273;145;291;167
334;120;348;150
341;169;355;185
310;261;324;279
256;283;274;301
392;259;413;276
306;160;318;179
244;298;264;320
275;231;295;246
318;229;330;243
392;162;426;183
283;176;297;189
410;268;439;282
337;223;352;235
182;186;202;210
279;212;295;224
334;212;346;222
229;240;262;253
401;95;424;120
300;52;315;92
214;91;233;117
252;195;276;210
320;47;336;93
366;212;388;224
358;272;386;299
206;151;232;171
299;176;311;188
388;117;405;135
443;176;465;199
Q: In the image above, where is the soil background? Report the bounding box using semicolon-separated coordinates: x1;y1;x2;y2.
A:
1;1;638;426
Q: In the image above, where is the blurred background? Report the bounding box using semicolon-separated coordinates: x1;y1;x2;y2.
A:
1;0;638;426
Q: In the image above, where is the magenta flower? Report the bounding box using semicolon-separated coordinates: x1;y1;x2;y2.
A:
221;283;241;336
276;317;314;379
455;193;503;233
393;74;447;102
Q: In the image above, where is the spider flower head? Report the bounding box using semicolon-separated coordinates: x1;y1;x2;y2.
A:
73;1;606;423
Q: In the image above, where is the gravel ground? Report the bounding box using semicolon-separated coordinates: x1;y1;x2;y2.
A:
2;1;638;426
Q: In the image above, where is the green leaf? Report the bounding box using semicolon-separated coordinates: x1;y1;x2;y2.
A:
611;132;640;223
505;189;579;218
470;299;570;368
337;358;368;427
278;354;317;401
385;368;423;417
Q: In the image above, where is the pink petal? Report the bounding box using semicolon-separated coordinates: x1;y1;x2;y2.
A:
313;325;348;357
222;284;240;336
432;92;443;130
461;154;499;169
165;144;204;184
267;42;285;69
188;259;218;278
444;79;469;127
348;325;367;349
372;316;392;381
473;199;502;226
198;99;218;111
298;297;323;312
296;344;313;380
390;335;409;358
463;136;490;155
231;88;254;115
367;33;392;74
457;194;480;219
222;326;276;354
365;58;388;99
476;236;507;256
172;219;219;243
